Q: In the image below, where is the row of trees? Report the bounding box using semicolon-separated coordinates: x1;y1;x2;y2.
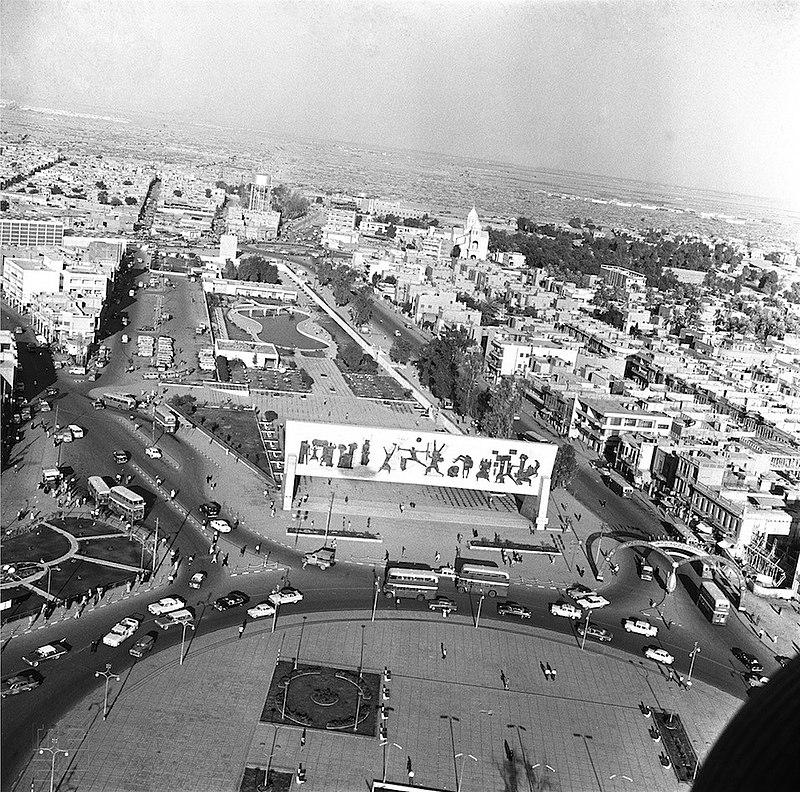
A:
224;255;280;283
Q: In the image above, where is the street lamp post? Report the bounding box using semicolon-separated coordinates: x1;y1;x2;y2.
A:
508;724;533;792
95;663;120;720
595;522;606;567
686;642;701;686
272;601;280;634
455;752;478;792
180;621;195;665
38;739;70;792
440;715;461;791
265;716;288;787
574;733;603;792
382;742;403;783
295;616;308;670
371;577;380;622
358;624;366;680
580;610;591;651
475;593;485;629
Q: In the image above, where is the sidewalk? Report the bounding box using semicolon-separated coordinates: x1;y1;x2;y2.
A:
9;609;743;792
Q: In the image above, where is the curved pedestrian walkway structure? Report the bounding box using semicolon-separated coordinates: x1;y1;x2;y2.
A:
10;611;742;792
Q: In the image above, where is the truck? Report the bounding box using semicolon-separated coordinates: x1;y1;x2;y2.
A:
638;557;654;581
302;546;336;570
605;470;633;498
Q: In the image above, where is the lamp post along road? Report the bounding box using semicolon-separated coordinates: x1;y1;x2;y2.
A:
440;715;461;791
383;742;403;783
295;616;307;670
687;642;701;685
39;740;70;792
581;610;591;651
180;621;195;665
371;577;380;622
272;601;280;634
508;724;533;792
475;593;485;629
95;663;120;720
455;752;478;792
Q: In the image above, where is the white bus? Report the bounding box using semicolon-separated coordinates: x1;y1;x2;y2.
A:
383;564;440;601
102;393;138;411
456;561;510;598
88;475;112;505
108;485;146;521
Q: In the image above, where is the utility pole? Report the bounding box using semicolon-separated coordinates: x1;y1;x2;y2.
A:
687;642;701;686
152;517;159;574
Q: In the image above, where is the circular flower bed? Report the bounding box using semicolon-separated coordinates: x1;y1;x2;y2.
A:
310;687;339;707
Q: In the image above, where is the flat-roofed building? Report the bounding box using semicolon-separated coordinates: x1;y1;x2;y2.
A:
0;218;64;247
214;338;279;369
0;256;62;309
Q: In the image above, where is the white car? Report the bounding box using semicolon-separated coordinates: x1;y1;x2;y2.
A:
573;594;610;610
102;616;141;647
268;587;304;606
145;446;162;459
247;602;277;619
22;640;70;666
643;646;674;665
147;596;186;616
67;424;85;439
208;518;232;533
624;618;658;637
550;602;582;620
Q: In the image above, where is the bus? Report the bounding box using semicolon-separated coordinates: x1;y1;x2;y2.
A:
605;470;633;498
102;393;138;411
697;579;730;625
383;564;440;601
88;476;111;505
153;403;177;434
456;560;510;598
108;486;146;521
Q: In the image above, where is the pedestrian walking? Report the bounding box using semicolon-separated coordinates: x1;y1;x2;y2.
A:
384;550;390;562
399;503;404;513
91;638;100;653
401;545;405;557
300;728;306;747
434;551;440;563
238;621;246;639
547;663;555;681
344;495;348;504
441;643;447;660
241;545;247;556
254;543;261;554
222;553;229;567
367;517;371;529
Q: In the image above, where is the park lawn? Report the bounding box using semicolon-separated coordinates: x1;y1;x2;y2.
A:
192;406;270;474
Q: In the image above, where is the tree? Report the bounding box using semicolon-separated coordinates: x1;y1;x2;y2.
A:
51;184;63;195
552;444;578;489
454;346;484;418
416;328;473;402
480;377;520;438
95;180;107;190
351;285;374;327
223;259;237;280
332;266;356;306
0;199;9;212
97;191;108;204
110;196;122;206
173;189;183;198
450;245;461;260
389;336;412;364
271;184;309;220
124;196;138;205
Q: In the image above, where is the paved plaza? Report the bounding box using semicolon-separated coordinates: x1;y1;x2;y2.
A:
12;611;741;792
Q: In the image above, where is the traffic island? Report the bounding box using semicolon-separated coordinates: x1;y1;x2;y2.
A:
653;710;698;782
261;661;380;736
240;766;293;792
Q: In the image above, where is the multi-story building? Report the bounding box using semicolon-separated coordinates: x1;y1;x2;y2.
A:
30;293;99;361
248;175;271;213
411;290;458;326
450;207;489;260
0;329;18;420
600;264;647;294
0;256;62;310
570;396;672;453
486;332;578;383
0;218;64;248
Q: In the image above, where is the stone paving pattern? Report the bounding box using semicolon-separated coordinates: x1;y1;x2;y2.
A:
14;613;741;792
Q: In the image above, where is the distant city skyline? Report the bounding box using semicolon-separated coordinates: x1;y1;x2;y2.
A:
1;0;798;208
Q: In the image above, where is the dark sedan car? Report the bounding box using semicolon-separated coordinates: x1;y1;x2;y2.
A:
199;501;221;519
732;647;763;672
213;591;250;611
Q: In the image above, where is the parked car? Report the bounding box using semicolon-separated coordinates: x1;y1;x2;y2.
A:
198;501;221;518
268;587;304;606
496;601;532;619
154;609;195;630
67;424;85;438
247;601;277;619
188;571;207;590
302;547;335;569
213;591;250;611
129;632;157;658
623;618;658;637
103;616;141;647
731;647;763;672
550;602;582;620
145;446;162;459
573;594;610;610
45;387;59;397
22;639;70;667
39;401;52;412
643;646;674;665
428;596;457;613
1;669;43;698
113;450;131;464
147;596;186;616
565;584;594;598
577;624;613;643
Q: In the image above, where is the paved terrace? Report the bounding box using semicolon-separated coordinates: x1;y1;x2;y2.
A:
10;612;741;792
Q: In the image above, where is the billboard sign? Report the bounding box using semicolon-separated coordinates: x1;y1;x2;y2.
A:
283;421;557;496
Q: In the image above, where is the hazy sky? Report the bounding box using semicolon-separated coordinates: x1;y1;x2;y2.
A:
2;0;798;205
